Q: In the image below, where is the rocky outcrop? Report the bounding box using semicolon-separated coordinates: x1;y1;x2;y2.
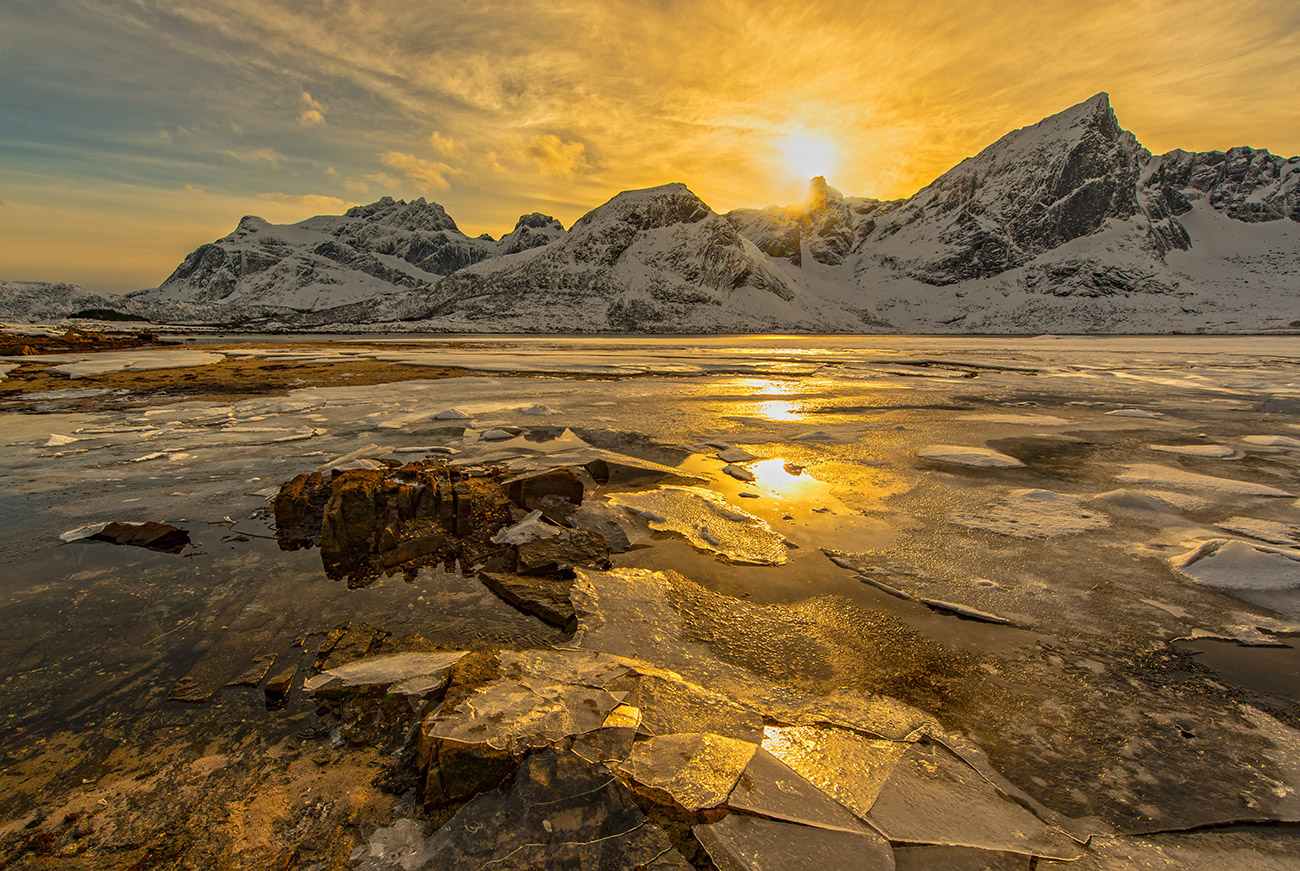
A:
726;177;885;267
1143;146;1300;224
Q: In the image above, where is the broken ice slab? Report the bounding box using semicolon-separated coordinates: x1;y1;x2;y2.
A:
425;677;624;752
727;748;876;835
567;499;635;552
916;445;1025;468
608;486;788;565
866;741;1083;861
489;509;560;545
302;651;469;696
431;408;471;420
496;647;634;689
1038;830;1300;871
1116;463;1293;497
1216;516;1300;546
1090;488;1197;513
569;724;638;765
950;489;1109;538
43;349;225;378
394;749;692;871
717;446;760;463
1106;408;1165;419
696;814;895;871
570;568;937;741
618;731;758;810
1243;434;1300;448
1168;539;1300;591
893;845;1029;870
629;673;764;741
918;598;1013;624
761;725;909;820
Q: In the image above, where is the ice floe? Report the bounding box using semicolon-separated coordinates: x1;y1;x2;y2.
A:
917;445;1025;468
1243;434;1300;448
1117;463;1292;496
1169;539;1300;591
608;486;788;564
40;349;226;378
1216;516;1300;546
951;489;1109;538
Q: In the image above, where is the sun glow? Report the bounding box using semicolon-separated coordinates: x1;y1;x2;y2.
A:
776;131;838;183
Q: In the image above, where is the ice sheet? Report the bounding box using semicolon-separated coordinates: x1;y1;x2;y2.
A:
917;445;1025;468
695;814;895;871
951;489;1109;538
618;732;757;810
608;486;788;565
1116;464;1293;496
1169;539;1300;591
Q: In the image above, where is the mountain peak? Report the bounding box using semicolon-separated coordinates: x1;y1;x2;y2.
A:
573;183;712;232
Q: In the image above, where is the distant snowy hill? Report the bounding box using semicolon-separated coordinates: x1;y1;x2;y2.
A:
0;281;143;323
6;93;1299;333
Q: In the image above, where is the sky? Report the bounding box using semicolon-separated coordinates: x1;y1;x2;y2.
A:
2;0;1298;293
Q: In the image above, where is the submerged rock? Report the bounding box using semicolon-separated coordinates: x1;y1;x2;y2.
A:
478;571;577;628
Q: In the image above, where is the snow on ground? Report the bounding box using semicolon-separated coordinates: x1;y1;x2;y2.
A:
7;350;228;378
917;445;1024;468
1244;435;1300;448
1116;463;1293;497
951;489;1110;538
1217;516;1300;546
1170;539;1300;590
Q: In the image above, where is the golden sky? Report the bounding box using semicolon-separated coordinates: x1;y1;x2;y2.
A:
2;0;1298;291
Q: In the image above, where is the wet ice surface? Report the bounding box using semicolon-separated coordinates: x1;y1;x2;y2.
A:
6;334;1300;866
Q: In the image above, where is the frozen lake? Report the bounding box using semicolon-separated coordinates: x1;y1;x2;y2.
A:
3;334;1300;868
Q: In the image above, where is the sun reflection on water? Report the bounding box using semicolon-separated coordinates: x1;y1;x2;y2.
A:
747;458;826;500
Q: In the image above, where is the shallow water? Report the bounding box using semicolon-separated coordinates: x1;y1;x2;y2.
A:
5;335;1300;863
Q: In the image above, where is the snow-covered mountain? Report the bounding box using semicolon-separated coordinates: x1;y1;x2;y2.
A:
132;197;563;319
403;183;882;332
0;281;144;323
6;93;1299;332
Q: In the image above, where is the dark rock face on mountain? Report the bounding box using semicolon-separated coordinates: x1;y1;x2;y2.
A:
1143;147;1300;224
726;178;884;267
857;93;1151;286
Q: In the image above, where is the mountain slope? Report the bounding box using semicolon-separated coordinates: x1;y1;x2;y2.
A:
0;281;143;322
403;183;880;332
135;197;563;315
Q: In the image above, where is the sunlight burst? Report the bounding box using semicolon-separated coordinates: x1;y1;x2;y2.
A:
777;131;838;182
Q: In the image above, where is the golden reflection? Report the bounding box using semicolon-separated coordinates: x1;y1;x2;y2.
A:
748;458;824;499
755;400;801;422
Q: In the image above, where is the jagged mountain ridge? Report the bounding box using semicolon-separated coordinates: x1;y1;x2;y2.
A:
138;197;564;312
9;92;1300;332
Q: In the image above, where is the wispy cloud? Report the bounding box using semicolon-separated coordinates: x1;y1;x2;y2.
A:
223;146;284;164
525;135;591;179
297;90;326;126
258;192;348;212
379;152;454;192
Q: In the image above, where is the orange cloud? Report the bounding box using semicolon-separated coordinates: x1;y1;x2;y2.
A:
379;152;454;192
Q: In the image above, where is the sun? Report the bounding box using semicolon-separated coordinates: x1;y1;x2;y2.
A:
776;130;838;183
